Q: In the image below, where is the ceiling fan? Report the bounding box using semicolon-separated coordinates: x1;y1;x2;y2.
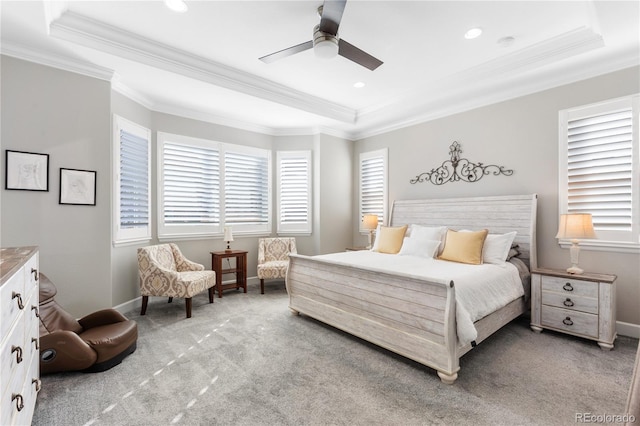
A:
259;0;383;71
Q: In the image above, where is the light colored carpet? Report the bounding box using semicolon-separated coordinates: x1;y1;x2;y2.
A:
33;281;638;426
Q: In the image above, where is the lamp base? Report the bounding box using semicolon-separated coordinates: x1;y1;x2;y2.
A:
566;265;584;275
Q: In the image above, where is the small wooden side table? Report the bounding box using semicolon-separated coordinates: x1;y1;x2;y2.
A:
210;250;248;298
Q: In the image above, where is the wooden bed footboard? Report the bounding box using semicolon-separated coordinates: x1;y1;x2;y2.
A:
286;254;461;383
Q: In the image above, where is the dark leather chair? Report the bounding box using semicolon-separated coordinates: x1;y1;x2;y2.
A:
38;273;138;374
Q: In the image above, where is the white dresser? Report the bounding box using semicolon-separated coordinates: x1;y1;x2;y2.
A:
1;247;40;426
530;267;617;350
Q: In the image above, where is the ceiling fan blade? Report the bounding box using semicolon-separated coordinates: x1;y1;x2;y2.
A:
259;40;313;64
319;0;347;35
338;39;383;71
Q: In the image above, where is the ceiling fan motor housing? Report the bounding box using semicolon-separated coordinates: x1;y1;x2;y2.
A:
313;24;339;59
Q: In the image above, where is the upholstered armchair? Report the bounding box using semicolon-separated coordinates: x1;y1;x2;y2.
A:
137;243;216;318
38;273;138;374
257;237;297;294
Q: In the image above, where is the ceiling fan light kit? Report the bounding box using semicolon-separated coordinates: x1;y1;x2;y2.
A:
313;25;339;59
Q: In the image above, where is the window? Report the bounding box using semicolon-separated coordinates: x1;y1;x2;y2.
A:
559;95;639;252
113;116;152;245
160;136;220;237
224;147;271;233
157;132;271;239
277;151;312;234
359;148;388;231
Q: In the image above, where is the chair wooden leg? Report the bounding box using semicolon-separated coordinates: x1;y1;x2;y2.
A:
185;298;192;318
141;296;149;315
208;287;214;303
260;279;264;294
168;297;173;303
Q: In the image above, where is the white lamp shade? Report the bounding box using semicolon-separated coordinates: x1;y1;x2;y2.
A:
555;214;596;240
223;226;234;242
362;214;379;230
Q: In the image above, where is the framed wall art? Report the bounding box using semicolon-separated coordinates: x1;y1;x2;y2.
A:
5;150;50;191
59;168;97;206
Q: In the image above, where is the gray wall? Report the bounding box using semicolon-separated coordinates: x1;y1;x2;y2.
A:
1;56;112;315
353;66;640;328
0;57;353;317
3;54;637;330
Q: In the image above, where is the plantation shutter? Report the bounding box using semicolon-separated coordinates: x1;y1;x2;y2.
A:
277;151;311;234
224;151;269;228
162;142;220;225
359;149;387;228
567;108;633;232
119;129;149;229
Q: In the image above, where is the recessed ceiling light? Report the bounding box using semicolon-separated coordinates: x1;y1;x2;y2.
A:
353;82;365;88
464;27;483;40
165;0;188;13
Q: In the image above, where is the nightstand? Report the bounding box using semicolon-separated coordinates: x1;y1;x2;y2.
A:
530;267;617;350
210;250;248;298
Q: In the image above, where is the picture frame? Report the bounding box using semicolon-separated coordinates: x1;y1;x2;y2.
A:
59;168;97;206
5;150;50;191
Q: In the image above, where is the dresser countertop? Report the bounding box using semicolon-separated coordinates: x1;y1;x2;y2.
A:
1;246;38;284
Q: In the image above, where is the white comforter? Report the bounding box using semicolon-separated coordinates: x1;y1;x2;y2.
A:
313;251;525;345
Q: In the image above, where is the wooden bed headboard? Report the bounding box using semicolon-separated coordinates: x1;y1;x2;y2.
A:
389;194;538;270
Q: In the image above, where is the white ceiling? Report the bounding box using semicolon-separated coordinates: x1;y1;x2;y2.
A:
1;1;639;139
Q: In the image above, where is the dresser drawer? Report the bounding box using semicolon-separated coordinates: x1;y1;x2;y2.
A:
0;272;25;341
541;275;598;298
0;326;26;396
22;254;38;301
541;291;598;314
541;306;598;338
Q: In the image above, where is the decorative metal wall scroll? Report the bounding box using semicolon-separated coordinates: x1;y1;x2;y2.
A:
410;141;513;185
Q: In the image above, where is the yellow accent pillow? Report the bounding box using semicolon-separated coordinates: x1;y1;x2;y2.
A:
438;229;489;265
374;225;408;254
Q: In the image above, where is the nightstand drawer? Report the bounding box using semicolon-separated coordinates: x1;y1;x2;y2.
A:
540;275;598;298
541;306;598;338
541;292;598;314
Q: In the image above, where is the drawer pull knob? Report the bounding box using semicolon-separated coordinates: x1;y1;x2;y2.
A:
562;283;574;292
32;378;41;392
32;337;39;350
563;298;575;307
31;268;38;281
32;305;40;318
12;292;24;310
563;317;574;326
11;345;23;363
11;394;24;412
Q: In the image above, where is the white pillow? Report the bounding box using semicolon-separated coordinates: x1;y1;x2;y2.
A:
398;237;440;258
409;225;447;255
483;231;517;264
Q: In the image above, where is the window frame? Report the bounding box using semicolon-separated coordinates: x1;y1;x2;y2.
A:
276;150;312;235
112;115;152;246
157;132;272;240
558;94;639;253
359;148;388;232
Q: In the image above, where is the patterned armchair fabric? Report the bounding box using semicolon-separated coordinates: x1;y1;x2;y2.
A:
137;243;216;318
257;237;297;294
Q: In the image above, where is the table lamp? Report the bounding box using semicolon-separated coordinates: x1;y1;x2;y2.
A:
362;214;379;250
223;226;234;253
555;213;596;274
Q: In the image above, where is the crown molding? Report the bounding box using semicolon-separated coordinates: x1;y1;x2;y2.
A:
49;11;356;124
351;54;639;141
0;40;114;81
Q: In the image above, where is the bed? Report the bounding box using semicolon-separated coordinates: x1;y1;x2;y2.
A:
285;194;537;384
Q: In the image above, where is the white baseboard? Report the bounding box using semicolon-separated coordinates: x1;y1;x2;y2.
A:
617;321;640;339
112;276;262;316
